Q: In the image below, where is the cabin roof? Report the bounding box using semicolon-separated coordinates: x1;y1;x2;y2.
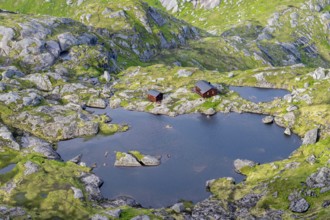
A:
148;90;162;97
195;80;215;94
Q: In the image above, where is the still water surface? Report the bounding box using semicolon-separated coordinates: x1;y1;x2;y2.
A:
230;86;289;102
58;108;301;208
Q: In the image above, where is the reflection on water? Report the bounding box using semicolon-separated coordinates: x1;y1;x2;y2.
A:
58;108;301;208
230;86;289;103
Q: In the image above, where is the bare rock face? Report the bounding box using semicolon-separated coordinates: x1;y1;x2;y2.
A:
234;159;258;174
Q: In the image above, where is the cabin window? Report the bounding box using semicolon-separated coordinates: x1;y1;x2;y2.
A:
207;92;209;95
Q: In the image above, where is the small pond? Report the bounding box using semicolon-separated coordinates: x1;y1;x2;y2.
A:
230;86;289;103
0;164;16;174
58;108;301;208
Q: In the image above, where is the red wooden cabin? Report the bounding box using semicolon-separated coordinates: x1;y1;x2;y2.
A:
195;80;218;98
147;90;163;102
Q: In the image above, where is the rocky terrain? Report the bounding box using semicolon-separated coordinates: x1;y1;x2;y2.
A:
0;0;329;219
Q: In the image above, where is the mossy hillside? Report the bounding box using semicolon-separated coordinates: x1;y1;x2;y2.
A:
0;149;97;219
146;0;330;68
209;137;330;218
0;0;199;65
151;37;266;71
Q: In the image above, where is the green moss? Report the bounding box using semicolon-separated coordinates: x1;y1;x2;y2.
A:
128;151;144;161
115;152;125;160
99;123;119;135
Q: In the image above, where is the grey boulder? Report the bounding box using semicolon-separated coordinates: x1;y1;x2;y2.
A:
302;128;318;145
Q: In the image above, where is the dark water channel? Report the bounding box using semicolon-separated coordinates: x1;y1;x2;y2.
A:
230;86;289;102
0;164;16;174
58;108;301;208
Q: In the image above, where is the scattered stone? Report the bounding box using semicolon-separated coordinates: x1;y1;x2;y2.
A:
25;73;53;91
289;198;309;213
236;194;262;209
234;159;258;174
205;179;216;190
69;154;83;164
100;196;140;208
284;128;291;136
286;105;298;112
114;152;142;167
171;203;185;213
131;215;150;220
285;162;300;169
24;161;39;176
310;67;329;80
306;154;316;165
228;72;234;78
322;200;330;208
87;97;107;109
320;186;330;193
90;214;108;220
306;167;330;188
203;108;216;116
104;209;122;218
71;187;84;200
165;124;173;129
0;123;20;150
80;173;103;201
177;69;193;77
140;155;161;166
262;115;274;124
302;128;318;145
104;71;111;82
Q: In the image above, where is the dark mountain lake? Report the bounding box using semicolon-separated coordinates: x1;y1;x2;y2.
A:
58;108;301;208
230;86;289;102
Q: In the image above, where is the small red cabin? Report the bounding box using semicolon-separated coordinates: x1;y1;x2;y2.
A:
147;90;163;102
195;80;218;98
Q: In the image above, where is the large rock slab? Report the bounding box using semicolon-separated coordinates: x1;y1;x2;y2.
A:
289;198;309;213
114;152;142;167
234;159;257;174
80;173;103;201
0;123;20;150
306;167;330;188
302;128;318;145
